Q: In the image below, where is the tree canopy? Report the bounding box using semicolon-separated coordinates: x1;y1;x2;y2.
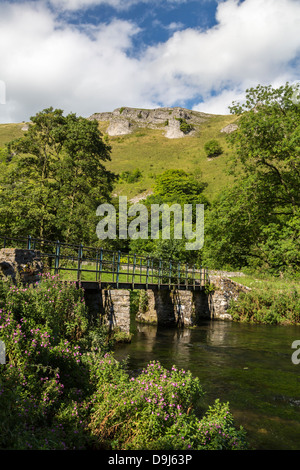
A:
0;107;116;244
203;83;300;273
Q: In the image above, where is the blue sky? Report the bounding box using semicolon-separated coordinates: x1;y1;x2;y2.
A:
0;0;300;123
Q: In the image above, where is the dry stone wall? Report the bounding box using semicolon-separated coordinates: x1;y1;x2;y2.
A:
0;248;43;283
206;274;251;321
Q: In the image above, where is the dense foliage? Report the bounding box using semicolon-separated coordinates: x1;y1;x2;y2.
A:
203;83;300;274
0;108;116;244
228;285;300;325
126;169;209;266
89;358;247;450
204;139;223;158
0;275;247;450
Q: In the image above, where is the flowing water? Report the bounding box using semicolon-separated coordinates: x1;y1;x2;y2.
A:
114;319;300;450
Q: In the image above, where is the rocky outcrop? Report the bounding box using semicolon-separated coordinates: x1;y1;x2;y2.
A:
89;106;212;138
164;118;186;139
107;118;132;136
220;123;238;134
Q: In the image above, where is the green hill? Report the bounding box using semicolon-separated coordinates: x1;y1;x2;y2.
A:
0;107;239;202
97;108;239;202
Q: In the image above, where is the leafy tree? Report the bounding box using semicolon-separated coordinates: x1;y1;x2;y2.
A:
203;83;300;273
153;169;207;204
0;107;116;244
228;83;300;214
204;139;223;158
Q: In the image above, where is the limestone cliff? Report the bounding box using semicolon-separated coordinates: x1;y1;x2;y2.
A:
89;106;213;139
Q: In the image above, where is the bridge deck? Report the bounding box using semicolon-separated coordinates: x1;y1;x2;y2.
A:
80;281;205;291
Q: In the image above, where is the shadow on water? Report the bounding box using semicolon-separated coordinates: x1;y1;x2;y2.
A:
114;318;300;450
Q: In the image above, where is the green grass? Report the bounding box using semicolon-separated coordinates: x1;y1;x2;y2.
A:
229;273;300;325
230;274;300;293
52;261;199;286
0;123;26;146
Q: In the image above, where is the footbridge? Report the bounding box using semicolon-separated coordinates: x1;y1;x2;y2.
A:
0;235;244;333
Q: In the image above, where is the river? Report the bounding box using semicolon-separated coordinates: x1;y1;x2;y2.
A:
114;318;300;450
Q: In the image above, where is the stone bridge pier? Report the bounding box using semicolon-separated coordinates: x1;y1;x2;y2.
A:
136;289;210;327
84;287;131;334
83;287;205;333
84;287;210;334
84;275;250;333
135;277;251;327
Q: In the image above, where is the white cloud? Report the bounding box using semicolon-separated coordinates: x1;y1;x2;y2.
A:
0;2;145;121
48;0;188;12
193;88;248;115
144;0;300;89
49;0;130;11
0;0;300;123
140;0;300;110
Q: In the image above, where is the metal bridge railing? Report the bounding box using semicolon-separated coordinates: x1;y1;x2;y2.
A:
1;235;208;290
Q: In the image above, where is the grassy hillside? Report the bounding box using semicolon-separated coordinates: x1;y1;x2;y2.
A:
0;123;25;145
0;111;239;202
98;112;239;201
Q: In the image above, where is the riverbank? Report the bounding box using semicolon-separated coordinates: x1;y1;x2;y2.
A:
0;274;248;450
228;273;300;325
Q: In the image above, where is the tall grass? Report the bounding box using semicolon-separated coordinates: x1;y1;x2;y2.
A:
229;274;300;325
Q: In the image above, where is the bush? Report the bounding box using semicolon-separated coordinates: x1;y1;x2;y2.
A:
229;289;300;324
0;274;105;449
119;168;142;183
88;356;247;450
175;118;193;134
204;139;223;158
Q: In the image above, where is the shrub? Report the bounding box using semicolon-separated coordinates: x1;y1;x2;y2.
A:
229;289;300;324
175;117;193;134
1;273;88;342
120;168;142;183
88;356;247;450
0;274;105;449
204;139;223;158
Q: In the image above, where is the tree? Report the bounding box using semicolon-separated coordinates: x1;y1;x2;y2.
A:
203;83;300;273
0;107;116;244
152;169;207;204
228;83;300;214
204;139;223;158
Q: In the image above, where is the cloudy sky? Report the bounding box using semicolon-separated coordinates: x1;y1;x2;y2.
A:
0;0;300;123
